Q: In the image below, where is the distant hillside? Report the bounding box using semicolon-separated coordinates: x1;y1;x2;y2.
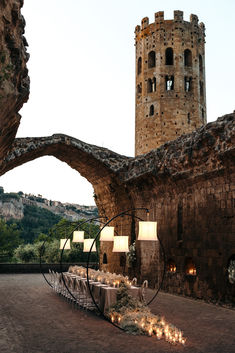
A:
10;205;62;243
0;187;98;243
0;187;98;222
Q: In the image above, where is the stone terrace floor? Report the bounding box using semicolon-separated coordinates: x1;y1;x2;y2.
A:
0;274;234;353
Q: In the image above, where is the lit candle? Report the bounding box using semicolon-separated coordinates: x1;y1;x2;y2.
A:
111;316;114;323
148;327;153;336
182;338;186;345
118;316;121;323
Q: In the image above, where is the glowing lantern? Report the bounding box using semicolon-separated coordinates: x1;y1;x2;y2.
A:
72;231;84;243
60;239;71;250
138;221;158;241
112;236;129;252
83;239;97;252
100;226;114;241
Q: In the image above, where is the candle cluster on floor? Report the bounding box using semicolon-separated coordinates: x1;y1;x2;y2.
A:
107;283;186;346
109;312;186;345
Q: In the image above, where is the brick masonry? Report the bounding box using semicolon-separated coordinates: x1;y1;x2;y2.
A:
135;11;206;156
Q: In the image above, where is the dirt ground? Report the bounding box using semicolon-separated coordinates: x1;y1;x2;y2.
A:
0;274;234;353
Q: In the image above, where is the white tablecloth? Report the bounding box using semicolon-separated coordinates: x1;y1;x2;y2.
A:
66;274;140;313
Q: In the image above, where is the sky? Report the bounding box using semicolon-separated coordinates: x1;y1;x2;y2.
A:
0;0;234;205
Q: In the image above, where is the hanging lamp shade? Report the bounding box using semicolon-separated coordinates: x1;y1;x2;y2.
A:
83;239;97;252
72;230;84;243
138;221;158;241
60;239;71;250
112;236;129;252
100;226;114;241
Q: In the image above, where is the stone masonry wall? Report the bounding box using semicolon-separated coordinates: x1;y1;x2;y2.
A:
128;170;235;304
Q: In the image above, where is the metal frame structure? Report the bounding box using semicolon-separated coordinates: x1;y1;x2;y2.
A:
40;208;166;331
39;217;105;289
85;208;166;327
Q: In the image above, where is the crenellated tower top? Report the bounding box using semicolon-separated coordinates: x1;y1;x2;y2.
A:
135;11;206;155
135;10;205;37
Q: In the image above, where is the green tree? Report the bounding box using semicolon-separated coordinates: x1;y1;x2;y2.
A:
0;219;22;260
12;205;62;243
14;243;36;263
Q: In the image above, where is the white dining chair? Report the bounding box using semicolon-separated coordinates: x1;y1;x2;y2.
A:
139;279;148;304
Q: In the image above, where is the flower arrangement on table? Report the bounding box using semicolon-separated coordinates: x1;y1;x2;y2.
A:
68;266;132;287
107;282;186;345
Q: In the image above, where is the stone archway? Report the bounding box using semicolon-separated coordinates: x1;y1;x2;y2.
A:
0;134;136;273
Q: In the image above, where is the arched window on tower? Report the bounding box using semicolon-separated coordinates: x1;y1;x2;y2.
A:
184;77;192;92
152;77;156;92
202;108;204;120
187;113;191;124
165;75;174;91
137;83;142;94
148;51;156;68
165;48;174;65
137;57;142;75
200;81;204;97
184;49;192;67
149;105;154;116
147;78;153;93
199;54;203;73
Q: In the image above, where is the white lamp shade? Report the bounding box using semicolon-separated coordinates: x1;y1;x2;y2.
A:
112;236;129;252
60;239;71;250
73;231;84;243
100;226;114;241
83;239;97;252
138;221;158;241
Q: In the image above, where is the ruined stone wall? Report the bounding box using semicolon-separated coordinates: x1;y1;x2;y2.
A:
127;170;235;304
135;10;206;156
0;0;29;160
99;113;235;304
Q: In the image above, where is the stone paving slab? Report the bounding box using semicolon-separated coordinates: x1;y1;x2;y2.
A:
0;274;234;353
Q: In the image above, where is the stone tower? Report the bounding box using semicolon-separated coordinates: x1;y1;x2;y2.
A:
135;10;207;156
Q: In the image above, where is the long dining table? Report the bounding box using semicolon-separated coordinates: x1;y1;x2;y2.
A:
66;267;141;313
